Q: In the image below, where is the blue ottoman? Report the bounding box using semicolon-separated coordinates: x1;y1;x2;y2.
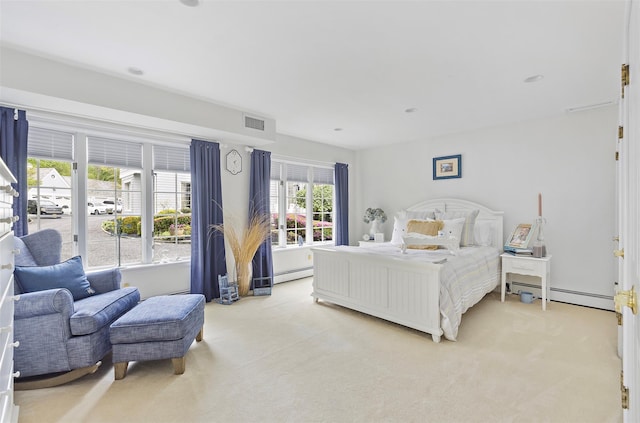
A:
109;294;205;380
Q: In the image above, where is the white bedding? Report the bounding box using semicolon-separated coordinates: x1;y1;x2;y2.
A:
333;243;500;340
436;246;500;340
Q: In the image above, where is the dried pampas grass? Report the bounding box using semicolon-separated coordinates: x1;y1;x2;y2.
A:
211;213;271;296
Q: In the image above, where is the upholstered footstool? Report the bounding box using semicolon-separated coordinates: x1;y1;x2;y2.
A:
109;294;205;380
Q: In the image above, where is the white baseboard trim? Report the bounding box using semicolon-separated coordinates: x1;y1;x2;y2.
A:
550;289;614;311
509;281;614;311
274;268;313;284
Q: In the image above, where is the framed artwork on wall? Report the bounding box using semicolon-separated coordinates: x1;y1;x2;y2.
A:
433;154;462;180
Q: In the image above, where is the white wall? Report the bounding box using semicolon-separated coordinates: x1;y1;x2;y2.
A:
355;107;618;309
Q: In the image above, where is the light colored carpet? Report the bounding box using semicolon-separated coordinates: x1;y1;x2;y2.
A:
15;277;621;423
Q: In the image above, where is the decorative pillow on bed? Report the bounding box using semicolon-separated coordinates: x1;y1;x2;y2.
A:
405;210;436;220
474;220;495;246
434;208;480;246
441;218;465;242
390;213;409;246
406;219;443;250
14;256;96;300
390;210;437;246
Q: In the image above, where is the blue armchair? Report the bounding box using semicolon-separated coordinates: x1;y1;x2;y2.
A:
13;229;140;389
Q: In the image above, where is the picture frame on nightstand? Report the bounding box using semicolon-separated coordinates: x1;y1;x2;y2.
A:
505;223;535;249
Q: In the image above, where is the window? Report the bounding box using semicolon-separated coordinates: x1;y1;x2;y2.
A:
26;119;193;270
311;167;334;243
26;127;75;261
181;182;191;210
152;145;191;262
87;137;143;267
270;160;334;247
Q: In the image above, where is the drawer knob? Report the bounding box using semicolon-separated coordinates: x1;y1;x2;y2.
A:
12;371;20;378
11;341;19;348
12;295;20;302
0;263;13;271
11;248;19;255
1;185;17;197
0;216;19;224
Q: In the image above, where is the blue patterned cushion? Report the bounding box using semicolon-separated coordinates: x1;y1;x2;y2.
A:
14;256;95;300
70;287;140;336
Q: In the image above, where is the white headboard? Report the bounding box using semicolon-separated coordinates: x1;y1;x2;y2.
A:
405;198;504;249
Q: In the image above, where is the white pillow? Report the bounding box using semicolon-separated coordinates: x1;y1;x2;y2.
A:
440;218;465;243
390;214;409;246
474;220;495;246
391;209;437;246
435;208;479;246
406;210;436;220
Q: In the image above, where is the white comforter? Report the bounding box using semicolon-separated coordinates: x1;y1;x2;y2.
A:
344;243;500;340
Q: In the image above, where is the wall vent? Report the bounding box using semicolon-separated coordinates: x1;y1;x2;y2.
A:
244;115;265;131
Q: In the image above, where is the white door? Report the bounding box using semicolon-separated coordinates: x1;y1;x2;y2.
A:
621;0;640;421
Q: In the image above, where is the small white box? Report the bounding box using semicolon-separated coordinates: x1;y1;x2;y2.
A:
374;233;384;243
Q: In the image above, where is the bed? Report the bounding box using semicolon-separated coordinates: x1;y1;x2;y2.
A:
311;198;504;342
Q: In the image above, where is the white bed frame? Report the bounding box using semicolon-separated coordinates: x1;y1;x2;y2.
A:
311;198;503;342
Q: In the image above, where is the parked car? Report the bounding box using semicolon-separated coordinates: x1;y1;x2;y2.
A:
27;199;63;215
88;202;109;215
102;199;122;213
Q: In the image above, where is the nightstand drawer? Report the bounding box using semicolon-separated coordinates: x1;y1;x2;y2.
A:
502;257;546;275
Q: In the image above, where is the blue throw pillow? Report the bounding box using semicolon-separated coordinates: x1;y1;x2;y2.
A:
14;256;96;300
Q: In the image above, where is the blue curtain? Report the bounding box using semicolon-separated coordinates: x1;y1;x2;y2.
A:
0;107;28;236
249;149;273;285
190;139;227;301
334;162;349;246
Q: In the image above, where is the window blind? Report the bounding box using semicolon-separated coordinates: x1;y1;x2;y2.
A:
88;137;142;168
270;161;282;180
153;145;190;172
271;160;334;184
312;167;334;185
28;127;74;161
286;163;309;183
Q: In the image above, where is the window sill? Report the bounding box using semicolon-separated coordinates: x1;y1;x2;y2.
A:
272;242;333;252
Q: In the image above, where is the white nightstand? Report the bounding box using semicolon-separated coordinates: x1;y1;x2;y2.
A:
501;253;552;310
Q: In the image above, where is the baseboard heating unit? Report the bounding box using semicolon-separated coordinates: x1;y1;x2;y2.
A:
508;281;613;311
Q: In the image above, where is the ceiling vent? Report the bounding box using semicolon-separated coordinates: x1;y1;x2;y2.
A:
244;115;265;131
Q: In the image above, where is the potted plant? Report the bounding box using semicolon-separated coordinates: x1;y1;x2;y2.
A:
363;207;387;237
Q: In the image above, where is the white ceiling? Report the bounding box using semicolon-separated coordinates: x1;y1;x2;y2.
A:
0;0;626;150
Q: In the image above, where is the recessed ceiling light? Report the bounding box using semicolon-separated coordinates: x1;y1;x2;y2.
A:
180;0;200;6
405;107;418;113
127;67;144;76
334;128;343;132
524;74;544;83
